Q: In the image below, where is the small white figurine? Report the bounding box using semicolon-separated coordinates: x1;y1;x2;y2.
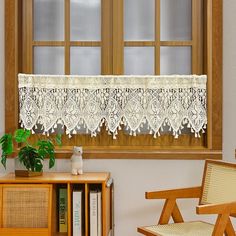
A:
71;146;83;175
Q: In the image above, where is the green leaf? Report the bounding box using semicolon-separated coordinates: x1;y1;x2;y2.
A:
1;154;7;169
55;134;62;146
37;140;54;159
18;145;38;171
35;159;43;172
0;135;6;144
11;134;58;171
49;155;55;169
0;134;13;155
14;129;31;143
38;146;47;159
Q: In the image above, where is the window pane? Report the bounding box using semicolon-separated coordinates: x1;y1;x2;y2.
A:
70;47;101;75
160;47;191;75
34;0;64;41
70;0;101;41
161;0;192;40
124;0;155;41
124;47;154;75
34;47;64;74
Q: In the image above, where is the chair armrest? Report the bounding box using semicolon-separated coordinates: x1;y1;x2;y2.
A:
146;186;202;199
196;201;236;215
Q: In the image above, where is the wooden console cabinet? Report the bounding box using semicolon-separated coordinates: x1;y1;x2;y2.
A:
0;172;113;236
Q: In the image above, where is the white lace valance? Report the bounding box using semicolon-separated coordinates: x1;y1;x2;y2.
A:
18;74;207;138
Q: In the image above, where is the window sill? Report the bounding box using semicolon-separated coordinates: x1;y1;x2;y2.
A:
54;148;222;160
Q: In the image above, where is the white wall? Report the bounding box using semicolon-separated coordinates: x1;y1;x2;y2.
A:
0;1;236;235
223;0;236;161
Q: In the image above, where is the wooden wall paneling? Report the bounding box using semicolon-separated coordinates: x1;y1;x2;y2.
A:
113;0;123;74
155;0;160;75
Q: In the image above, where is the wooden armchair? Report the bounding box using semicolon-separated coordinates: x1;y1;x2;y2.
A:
137;160;236;236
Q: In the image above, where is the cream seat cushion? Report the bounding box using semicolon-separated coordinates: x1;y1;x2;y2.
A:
142;221;214;236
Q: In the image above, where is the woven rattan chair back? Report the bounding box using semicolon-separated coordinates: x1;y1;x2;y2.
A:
138;160;236;236
201;160;236;205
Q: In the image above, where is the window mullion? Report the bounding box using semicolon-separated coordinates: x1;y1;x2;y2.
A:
102;0;113;75
64;0;70;75
155;0;160;75
192;0;203;74
113;0;124;75
23;0;33;73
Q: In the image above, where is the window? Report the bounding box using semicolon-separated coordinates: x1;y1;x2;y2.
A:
5;0;222;159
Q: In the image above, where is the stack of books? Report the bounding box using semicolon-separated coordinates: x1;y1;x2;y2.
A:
58;187;102;236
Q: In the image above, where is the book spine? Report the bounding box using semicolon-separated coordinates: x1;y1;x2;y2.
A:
97;191;102;236
90;191;98;236
73;191;82;236
59;188;68;233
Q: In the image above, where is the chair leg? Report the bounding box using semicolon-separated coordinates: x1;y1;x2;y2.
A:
212;214;230;236
158;198;176;225
172;203;184;223
225;218;235;236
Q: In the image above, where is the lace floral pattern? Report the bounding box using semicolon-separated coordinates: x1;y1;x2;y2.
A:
18;74;207;138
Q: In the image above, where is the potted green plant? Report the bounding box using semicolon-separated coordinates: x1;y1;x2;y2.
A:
0;129;61;176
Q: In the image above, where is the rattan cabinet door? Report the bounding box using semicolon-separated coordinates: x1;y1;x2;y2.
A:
1;184;52;229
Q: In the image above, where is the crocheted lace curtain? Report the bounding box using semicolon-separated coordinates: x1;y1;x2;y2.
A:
18;74;207;139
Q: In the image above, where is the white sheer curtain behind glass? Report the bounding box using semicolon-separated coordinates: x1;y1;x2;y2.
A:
124;0;155;41
34;0;64;41
34;47;65;75
124;47;155;75
161;0;192;40
70;47;101;75
70;0;101;41
33;0;193;76
160;47;192;75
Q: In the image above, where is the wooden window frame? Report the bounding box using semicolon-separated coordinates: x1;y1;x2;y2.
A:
5;0;222;159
